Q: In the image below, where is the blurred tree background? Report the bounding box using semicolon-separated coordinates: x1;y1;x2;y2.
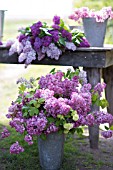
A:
73;0;113;44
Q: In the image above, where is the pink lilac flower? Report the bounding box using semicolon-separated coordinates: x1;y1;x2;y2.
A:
93;82;106;97
101;130;113;138
10;141;24;154
45;123;59;134
26;115;47;136
24;134;33;145
85;114;95;126
1;127;10;138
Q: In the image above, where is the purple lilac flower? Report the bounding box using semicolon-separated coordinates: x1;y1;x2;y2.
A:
45;123;59;134
42;36;52;47
1;127;10;138
10;141;24;154
42;43;62;60
34;89;54;99
52;24;60;30
36;49;45;61
93;82;106;97
61;29;72;41
49;30;59;42
94;111;113;125
85;114;95;126
0;41;3;45
44;97;70;118
24;134;33;145
26;115;47;136
30;21;42;37
101;130;113;138
34;37;42;51
53;15;60;25
18;34;27;42
79;38;90;47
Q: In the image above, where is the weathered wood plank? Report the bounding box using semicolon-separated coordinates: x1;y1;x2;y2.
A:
84;68;100;149
1;47;113;68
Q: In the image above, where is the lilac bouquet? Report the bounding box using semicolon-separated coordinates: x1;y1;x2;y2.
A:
1;68;113;154
69;6;113;23
8;16;89;67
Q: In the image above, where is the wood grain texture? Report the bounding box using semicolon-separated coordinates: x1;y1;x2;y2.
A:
0;47;113;68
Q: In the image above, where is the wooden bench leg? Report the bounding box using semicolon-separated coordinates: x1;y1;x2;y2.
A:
84;68;100;149
102;66;113;125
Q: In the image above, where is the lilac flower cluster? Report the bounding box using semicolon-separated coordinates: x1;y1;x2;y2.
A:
8;15;89;66
101;130;113;138
69;6;113;23
39;71;79;97
1;127;10;138
10;142;24;154
1;69;113;154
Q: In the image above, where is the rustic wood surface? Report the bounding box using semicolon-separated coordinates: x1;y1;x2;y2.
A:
0;46;113;68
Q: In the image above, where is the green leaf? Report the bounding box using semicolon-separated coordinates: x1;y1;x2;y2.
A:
92;92;99;103
99;99;109;109
25;94;33;98
23;112;28;117
22;106;29;113
47;117;55;123
105;125;109;130
40;27;52;36
16;96;22;103
59;37;65;46
38;98;45;104
19;84;26;93
29;100;37;105
59;19;64;28
110;125;113;130
40;134;47;140
50;68;56;74
29;107;39;116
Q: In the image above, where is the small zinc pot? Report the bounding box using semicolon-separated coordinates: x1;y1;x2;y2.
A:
38;132;65;170
82;17;108;47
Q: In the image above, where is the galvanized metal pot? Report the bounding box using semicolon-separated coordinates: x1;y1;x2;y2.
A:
82;17;108;47
38;132;65;170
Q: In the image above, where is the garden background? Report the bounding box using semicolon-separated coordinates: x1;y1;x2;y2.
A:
0;0;113;169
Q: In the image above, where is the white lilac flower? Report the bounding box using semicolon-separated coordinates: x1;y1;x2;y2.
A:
18;53;27;63
9;39;23;56
65;42;76;51
79;70;87;84
45;43;62;60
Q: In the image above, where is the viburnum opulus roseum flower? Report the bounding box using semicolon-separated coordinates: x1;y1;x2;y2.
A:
1;68;113;154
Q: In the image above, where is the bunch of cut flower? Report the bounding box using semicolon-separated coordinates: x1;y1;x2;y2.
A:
8;15;90;67
1;68;113;154
69;6;113;23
